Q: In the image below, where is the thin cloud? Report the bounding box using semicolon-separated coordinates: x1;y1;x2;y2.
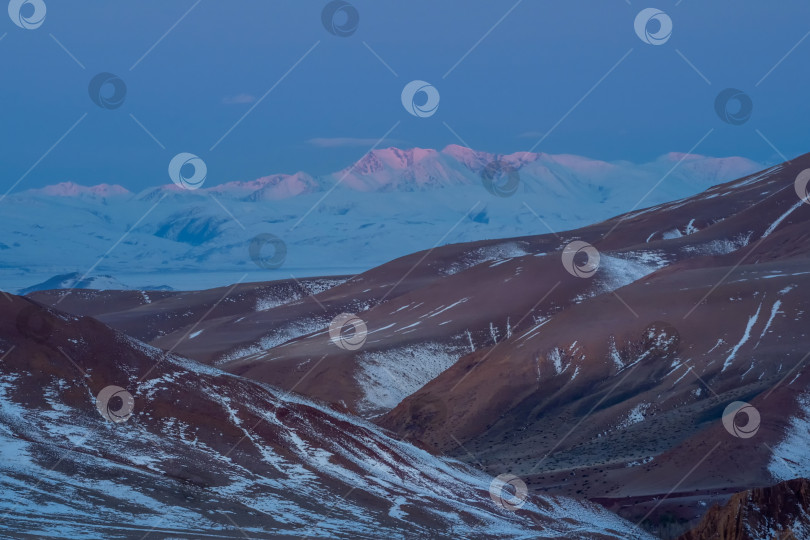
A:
517;131;545;139
222;93;257;105
307;137;401;148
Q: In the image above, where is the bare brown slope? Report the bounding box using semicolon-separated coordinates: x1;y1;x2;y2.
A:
18;155;810;536
174;160;800;417
380;221;810;451
0;294;652;538
29;158;807;424
28;276;350;344
376;157;810;534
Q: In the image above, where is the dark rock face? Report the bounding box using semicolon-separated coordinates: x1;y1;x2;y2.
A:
678;478;810;540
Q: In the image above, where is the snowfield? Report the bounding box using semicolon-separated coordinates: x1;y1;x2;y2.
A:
355;341;466;415
768;391;810;482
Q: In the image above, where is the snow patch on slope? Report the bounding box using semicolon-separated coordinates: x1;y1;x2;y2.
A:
443;242;529;276
681;232;752;257
590;251;668;296
255;278;347;311
619;403;650;429
755;300;782;347
762;200;804;239
355;342;463;415
216;316;332;365
768;392;810;481
608;336;624;370
722;302;762;372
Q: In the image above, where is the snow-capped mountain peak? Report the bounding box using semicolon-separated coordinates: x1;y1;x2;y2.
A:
208;171;321;201
18;145;764;201
336;146;468;191
30;182;131;198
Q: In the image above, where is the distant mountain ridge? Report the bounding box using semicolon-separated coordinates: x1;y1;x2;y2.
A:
19;145;763;201
1;145;766;294
18;272;173;295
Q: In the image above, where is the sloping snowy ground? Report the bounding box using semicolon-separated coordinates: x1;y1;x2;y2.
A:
768;391;810;481
355;341;468;415
0;336;654;539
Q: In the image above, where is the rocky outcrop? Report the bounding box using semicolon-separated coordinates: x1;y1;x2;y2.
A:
679;478;810;540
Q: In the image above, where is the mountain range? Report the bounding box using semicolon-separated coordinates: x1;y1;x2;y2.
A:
16;151;810;538
2;145;762;294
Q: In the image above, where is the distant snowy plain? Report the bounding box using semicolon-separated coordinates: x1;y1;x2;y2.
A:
0;146;762;292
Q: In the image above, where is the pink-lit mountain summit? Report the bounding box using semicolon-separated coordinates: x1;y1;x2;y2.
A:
4;145;764;293
20;145;761;201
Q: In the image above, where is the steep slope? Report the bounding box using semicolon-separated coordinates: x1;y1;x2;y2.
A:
0;295;652;539
35;157;804;425
677;478;810;540
374;157;810;534
127;158;793;420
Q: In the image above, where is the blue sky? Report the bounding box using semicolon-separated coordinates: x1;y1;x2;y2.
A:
1;0;809;192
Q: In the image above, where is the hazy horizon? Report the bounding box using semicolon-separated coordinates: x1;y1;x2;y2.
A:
2;0;809;193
